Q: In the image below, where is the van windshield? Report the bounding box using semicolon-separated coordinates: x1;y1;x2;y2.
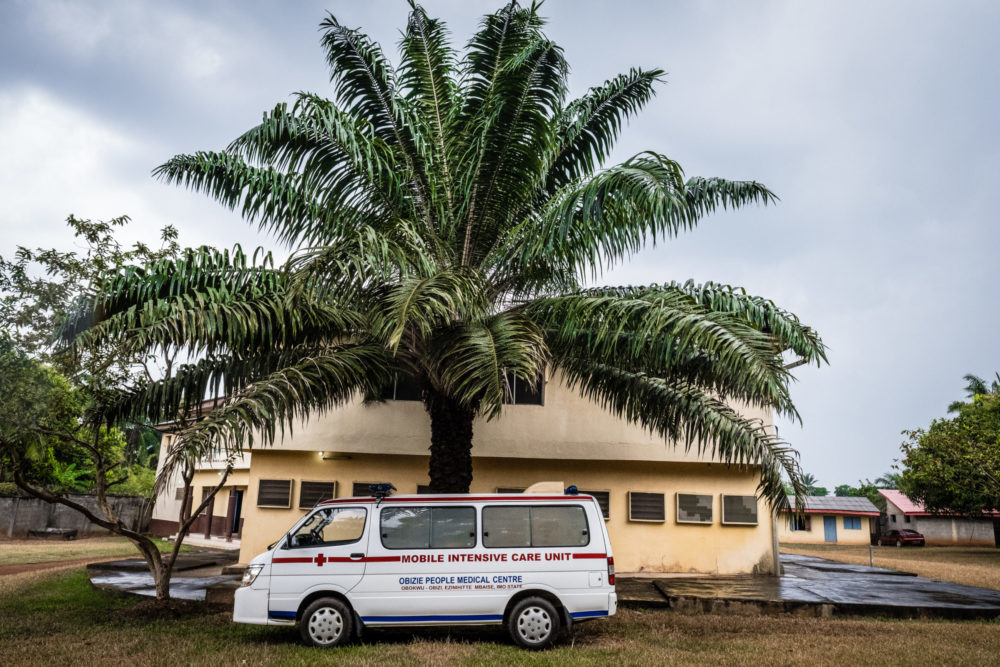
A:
287;507;367;548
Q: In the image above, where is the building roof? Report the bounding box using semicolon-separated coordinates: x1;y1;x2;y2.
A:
878;489;1000;517
785;495;880;516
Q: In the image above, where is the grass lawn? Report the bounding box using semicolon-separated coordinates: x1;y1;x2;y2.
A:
781;543;1000;591
0;536;186;567
3;568;1000;666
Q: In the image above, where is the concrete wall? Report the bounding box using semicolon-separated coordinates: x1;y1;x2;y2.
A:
778;514;874;545
2;494;150;538
235;450;777;575
884;499;996;546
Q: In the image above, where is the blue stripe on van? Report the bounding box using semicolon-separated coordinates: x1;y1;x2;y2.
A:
362;613;503;623
268;610;297;620
571;610;608;619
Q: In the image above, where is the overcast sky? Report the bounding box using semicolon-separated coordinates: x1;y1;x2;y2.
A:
2;0;999;490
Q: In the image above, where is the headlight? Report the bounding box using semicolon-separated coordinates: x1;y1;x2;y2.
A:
241;564;264;587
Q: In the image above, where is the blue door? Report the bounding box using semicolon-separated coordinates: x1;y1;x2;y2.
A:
824;516;838;543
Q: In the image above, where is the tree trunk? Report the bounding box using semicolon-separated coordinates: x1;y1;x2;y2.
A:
425;391;476;493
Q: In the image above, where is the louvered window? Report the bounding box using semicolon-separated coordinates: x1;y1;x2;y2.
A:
580;490;611;519
299;481;336;508
676;494;713;524
257;479;292;508
628;492;665;522
721;495;758;525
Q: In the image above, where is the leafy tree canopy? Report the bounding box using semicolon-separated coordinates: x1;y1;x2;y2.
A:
900;392;1000;516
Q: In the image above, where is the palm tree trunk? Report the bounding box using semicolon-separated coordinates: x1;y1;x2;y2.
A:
425;391;475;493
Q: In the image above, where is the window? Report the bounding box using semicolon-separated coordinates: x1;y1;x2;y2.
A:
353;482;392;497
174;486;186;501
891;514;897;523
257;479;293;508
721;495;758;525
502;370;544;405
789;515;811;531
200;486;213;515
628;492;665;522
496;487;526;494
580;490;611;519
287;507;366;548
843;516;862;530
676;494;713;524
904;516;911;523
380;506;476;549
482;505;589;548
299;481;336;508
380;373;421;401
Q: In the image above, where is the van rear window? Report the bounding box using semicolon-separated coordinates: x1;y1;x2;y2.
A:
380;506;476;549
482;505;589;548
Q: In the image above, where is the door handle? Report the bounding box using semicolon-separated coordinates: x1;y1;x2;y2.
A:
350;553;365;560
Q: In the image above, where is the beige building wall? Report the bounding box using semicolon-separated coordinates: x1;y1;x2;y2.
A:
778;514;874;545
236;450;777;575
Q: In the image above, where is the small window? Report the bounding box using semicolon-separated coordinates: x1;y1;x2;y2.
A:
287;507;366;548
299;481;336;508
496;487;526;494
904;515;911;524
628;492;665;522
482;505;590;548
676;493;713;524
789;515;811;531
580;490;611;519
891;514;897;523
257;479;293;508
200;486;213;515
380;373;421;401
501;370;544;405
843;516;862;530
353;482;392;497
721;495;758;525
380;506;476;549
174;486;186;501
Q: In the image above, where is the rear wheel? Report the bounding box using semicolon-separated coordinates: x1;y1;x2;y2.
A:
896;539;903;548
300;597;353;648
877;538;884;546
507;597;561;650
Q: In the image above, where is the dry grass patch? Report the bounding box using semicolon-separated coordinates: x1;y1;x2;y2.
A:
0;536;183;567
3;568;1000;666
781;543;1000;590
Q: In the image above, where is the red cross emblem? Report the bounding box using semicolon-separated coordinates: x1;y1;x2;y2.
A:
314;553;327;567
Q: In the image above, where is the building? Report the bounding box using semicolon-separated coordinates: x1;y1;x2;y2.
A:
150;372;782;574
777;496;880;545
879;490;999;546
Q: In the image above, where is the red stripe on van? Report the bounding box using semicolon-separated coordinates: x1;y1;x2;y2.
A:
272;557;313;564
572;553;608;559
363;556;402;563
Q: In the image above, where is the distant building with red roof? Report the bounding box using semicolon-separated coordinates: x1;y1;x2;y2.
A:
878;490;999;546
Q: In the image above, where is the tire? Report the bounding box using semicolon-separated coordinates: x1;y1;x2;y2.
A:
877;538;884;546
896;539;903;548
299;597;353;648
507;596;561;650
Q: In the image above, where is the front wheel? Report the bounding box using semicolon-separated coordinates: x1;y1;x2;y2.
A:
300;597;353;648
877;538;884;546
896;539;903;548
507;597;561;650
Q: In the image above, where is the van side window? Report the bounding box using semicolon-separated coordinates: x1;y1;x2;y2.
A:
380;506;476;549
482;505;589;548
287;507;366;548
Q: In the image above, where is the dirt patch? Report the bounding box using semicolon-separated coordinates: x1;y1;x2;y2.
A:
0;556;123;577
110;598;229;621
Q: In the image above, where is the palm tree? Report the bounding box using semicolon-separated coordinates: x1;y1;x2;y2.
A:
874;471;901;489
73;2;825;507
948;373;1000;412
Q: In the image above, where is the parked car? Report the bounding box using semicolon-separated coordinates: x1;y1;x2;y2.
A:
877;529;925;547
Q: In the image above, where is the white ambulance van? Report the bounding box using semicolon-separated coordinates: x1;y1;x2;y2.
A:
234;483;617;649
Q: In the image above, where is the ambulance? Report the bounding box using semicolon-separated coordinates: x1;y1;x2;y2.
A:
234;482;617;649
